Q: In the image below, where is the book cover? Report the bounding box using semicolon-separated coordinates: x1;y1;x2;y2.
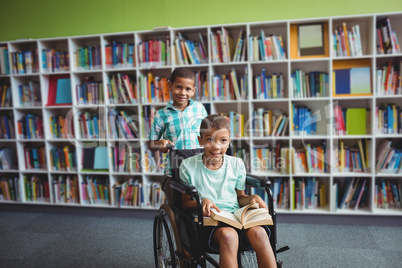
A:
346;108;366;135
350;67;371;94
334;69;351;95
94;147;109;170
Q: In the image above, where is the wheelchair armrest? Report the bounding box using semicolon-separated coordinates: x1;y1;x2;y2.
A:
170;179;198;196
246;173;271;189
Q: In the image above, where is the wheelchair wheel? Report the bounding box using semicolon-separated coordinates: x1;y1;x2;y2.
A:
154;205;183;268
240;251;258;268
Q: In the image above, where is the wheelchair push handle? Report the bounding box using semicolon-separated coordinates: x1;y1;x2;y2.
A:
165;143;174;150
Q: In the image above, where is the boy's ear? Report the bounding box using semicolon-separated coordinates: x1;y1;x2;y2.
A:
197;136;202;146
168;81;173;91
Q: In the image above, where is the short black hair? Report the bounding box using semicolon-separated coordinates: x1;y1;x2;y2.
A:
170;67;195;83
200;114;230;136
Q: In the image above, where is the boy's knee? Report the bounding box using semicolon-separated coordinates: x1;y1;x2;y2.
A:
246;226;269;244
215;227;239;247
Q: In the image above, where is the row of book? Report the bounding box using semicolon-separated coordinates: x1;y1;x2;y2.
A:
10;50;39;74
375;103;402;134
194;71;209;101
76;77;104;105
113;179;165;207
0;177;19;201
106;73;137;104
73;46;102;70
333;23;363;57
105;41;135;69
375;139;402;174
24;175;50;202
375;178;402;209
293;177;327;210
139;73;170;104
143;149;167;173
0;148;16;170
248;32;287;61
333;178;368;211
376;61;402;95
376;17;401;55
137;38;171;68
0;83;11;107
212;68;248;101
292;104;317;136
174;33;208;65
291;70;329;98
0;113;15;139
17;114;44;139
49;115;68;138
294;142;329;174
251;143;292;174
78;111;106;139
210;28;239;63
41;49;70;72
52;175;79;204
0;46;10;75
220;111;245;138
253;69;285;99
252;109;289;137
110;144;141;173
24;145;46;170
49;147;76;172
18;81;41;107
82;176;110;205
108;109;140;139
335;139;371;173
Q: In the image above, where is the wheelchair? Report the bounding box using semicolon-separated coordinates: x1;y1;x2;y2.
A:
153;146;288;267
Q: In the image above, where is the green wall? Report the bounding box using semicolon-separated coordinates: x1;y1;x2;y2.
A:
1;0;402;41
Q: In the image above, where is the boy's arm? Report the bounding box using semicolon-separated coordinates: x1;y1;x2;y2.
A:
182;194;221;217
237;189;268;209
147;113;174;153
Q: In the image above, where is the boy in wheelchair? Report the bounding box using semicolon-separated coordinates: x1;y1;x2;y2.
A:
179;114;277;268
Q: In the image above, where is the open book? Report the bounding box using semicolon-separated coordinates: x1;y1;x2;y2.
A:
196;203;273;229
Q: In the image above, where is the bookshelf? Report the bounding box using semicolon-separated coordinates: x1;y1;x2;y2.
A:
0;12;401;217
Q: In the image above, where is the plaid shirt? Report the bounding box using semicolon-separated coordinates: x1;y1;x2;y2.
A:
148;99;208;174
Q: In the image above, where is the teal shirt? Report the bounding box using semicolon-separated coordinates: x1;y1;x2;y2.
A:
179;153;246;213
148;99;208;174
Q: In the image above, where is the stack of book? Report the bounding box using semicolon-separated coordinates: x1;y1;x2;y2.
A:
333;22;363;57
106;73;137;104
73;46;102;70
291;70;328;98
137;38;171;68
41;49;70;72
174;32;207;65
376;61;402;95
212;68;248;101
105;41;135;69
81;176;110;205
375;178;402;209
253;68;285;99
376;17;401;55
51;175;79;204
248;31;287;61
139;73;170;104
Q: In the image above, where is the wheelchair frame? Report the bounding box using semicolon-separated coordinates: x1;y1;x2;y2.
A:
153;147;284;267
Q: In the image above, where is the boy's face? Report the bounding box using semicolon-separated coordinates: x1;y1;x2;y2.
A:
169;77;195;111
198;127;231;161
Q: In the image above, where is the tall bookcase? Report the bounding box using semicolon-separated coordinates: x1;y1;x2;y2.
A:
0;12;401;217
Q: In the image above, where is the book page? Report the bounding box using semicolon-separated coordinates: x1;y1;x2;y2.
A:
233;203;259;223
243;208;269;223
211;209;242;229
243;213;273;229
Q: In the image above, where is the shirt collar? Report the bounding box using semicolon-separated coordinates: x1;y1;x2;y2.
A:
167;99;194;111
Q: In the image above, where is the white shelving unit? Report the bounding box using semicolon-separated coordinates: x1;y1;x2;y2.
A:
0;12;401;217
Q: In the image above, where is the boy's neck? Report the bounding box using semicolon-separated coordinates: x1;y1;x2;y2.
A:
173;101;189;111
202;153;224;170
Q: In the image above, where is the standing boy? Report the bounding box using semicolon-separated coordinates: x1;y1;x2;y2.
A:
147;67;208;174
179;114;276;268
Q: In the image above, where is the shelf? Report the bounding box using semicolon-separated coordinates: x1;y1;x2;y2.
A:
0;12;401;217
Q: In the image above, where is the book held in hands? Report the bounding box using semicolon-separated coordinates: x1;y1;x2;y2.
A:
196;203;273;229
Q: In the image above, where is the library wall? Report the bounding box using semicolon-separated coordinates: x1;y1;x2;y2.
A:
1;0;402;42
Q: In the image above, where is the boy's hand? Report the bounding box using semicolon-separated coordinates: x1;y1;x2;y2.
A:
250;195;268;210
202;198;221;217
151;140;174;153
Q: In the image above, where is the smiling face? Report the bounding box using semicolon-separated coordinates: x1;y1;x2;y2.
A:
198;127;231;169
169;76;195;111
